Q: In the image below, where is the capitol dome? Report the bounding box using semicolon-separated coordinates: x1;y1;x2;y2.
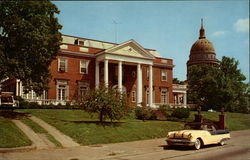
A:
187;19;220;68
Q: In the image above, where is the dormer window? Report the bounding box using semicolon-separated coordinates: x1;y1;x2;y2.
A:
74;39;78;45
79;40;84;46
74;39;84;46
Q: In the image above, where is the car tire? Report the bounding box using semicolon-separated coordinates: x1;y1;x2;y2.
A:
194;138;201;150
219;140;226;146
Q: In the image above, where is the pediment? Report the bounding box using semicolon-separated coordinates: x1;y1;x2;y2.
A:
104;40;155;59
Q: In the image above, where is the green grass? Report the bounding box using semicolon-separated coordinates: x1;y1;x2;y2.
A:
20;117;62;147
19;109;184;145
0;116;32;148
17;109;250;146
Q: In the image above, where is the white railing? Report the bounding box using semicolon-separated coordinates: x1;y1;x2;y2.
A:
23;98;69;105
173;84;187;90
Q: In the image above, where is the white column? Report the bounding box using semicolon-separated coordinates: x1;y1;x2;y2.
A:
184;93;187;107
148;65;153;107
104;59;109;88
20;82;22;96
16;79;19;96
95;61;100;89
137;63;142;106
118;61;123;93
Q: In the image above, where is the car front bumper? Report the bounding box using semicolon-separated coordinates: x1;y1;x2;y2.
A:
166;138;195;146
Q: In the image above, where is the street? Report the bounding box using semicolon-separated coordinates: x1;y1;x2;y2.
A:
0;130;249;160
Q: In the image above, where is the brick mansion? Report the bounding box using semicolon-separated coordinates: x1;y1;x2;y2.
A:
2;34;189;108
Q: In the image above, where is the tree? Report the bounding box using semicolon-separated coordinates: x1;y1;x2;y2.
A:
173;78;185;84
188;56;249;112
80;86;129;122
0;1;62;95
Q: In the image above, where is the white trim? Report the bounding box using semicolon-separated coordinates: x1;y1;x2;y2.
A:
96;53;153;66
97;39;155;59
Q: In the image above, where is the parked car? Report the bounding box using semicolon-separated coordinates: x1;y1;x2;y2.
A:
0;92;16;107
166;122;230;150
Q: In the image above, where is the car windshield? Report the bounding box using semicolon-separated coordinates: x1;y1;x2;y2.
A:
184;123;215;131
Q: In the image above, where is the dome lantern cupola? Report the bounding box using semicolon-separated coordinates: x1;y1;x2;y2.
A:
199;18;206;39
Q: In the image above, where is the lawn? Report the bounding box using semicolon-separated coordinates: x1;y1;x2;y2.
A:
0;111;32;148
18;109;250;146
19;109;184;145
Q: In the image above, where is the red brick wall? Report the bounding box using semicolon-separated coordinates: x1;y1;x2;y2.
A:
48;54;95;100
141;65;173;105
48;53;173;106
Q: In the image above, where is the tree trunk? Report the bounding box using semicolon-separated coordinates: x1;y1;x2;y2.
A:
99;111;103;122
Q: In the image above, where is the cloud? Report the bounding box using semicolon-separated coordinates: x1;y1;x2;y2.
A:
211;31;227;38
234;18;249;33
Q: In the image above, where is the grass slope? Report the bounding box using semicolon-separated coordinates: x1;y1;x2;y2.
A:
20;109;184;145
0;116;32;148
20;109;250;146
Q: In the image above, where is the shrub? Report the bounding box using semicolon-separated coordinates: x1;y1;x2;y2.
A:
135;106;152;121
171;108;190;119
149;110;157;120
29;102;40;108
157;105;171;117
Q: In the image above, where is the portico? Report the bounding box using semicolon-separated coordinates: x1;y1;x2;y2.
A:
95;40;155;107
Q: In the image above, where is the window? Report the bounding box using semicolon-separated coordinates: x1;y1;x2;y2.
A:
57;80;68;101
79;85;88;97
79;40;84;46
161;88;168;104
58;58;67;72
80;60;89;74
132;91;136;102
161;69;167;81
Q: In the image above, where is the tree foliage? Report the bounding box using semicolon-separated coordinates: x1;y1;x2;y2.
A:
0;1;62;94
173;78;185;84
188;56;249;113
79;86;129;122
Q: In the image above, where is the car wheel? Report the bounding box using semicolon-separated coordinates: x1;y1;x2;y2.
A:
219;140;226;146
194;138;201;150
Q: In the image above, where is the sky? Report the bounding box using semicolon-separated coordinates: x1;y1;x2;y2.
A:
54;1;249;82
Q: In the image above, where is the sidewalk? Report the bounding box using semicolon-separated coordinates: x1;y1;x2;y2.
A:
11;120;48;150
29;116;80;148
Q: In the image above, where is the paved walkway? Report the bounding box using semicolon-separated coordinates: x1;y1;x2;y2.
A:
11;120;48;150
29;116;80;148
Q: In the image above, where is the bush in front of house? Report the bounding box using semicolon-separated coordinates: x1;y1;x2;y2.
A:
157;104;172;118
134;106;157;121
171;108;190;119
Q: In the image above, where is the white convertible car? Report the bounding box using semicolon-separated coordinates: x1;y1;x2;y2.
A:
166;122;230;150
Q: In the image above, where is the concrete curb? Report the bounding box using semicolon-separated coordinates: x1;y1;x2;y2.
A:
0;144;36;153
